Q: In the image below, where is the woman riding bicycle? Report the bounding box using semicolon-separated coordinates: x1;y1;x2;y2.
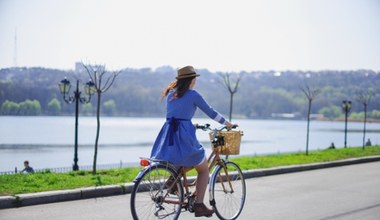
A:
150;65;237;218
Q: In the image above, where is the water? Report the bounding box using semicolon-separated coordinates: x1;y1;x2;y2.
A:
0;116;379;172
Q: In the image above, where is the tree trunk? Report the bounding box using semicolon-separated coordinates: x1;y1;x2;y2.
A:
229;93;234;121
306;100;311;155
92;92;101;174
362;104;367;149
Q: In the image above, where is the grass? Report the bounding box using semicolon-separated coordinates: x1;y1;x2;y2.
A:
0;168;141;196
1;146;379;196
232;146;380;170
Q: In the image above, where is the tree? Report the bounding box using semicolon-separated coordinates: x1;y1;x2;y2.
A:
219;73;243;121
19;99;41;115
81;103;93;116
318;106;341;119
356;89;375;149
103;99;116;116
83;63;120;174
47;98;61;115
1;100;19;115
370;110;380;119
1;67;380;118
300;84;320;155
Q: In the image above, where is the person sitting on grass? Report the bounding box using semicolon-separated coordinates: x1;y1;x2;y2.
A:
21;160;35;173
366;138;372;147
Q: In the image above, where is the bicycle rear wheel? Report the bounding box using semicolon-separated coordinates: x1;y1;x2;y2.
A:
130;163;184;220
209;161;246;220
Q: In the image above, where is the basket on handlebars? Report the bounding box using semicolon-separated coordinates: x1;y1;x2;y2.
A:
209;130;243;155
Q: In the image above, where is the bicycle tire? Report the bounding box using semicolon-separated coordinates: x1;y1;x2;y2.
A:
209;161;246;220
130;163;184;220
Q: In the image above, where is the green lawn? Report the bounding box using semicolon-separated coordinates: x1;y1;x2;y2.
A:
232;146;380;170
1;146;379;196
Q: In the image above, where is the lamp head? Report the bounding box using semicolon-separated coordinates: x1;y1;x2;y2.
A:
342;100;352;111
58;78;71;94
84;80;96;95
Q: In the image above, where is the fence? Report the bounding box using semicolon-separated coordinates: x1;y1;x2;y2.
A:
0;161;139;175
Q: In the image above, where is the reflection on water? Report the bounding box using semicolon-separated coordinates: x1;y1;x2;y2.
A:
0;116;379;172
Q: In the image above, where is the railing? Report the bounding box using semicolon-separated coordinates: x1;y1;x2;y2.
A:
0;161;139;175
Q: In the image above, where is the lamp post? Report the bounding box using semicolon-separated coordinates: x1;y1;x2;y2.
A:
341;100;352;148
58;78;95;171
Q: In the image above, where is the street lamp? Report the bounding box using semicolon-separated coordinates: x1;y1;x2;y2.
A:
341;100;352;148
58;78;96;171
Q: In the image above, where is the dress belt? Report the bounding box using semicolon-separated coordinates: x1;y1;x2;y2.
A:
166;117;190;146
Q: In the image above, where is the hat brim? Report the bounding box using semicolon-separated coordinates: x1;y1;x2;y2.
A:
176;73;200;79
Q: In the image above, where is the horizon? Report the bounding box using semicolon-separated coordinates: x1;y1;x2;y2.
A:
2;62;380;73
2;63;379;73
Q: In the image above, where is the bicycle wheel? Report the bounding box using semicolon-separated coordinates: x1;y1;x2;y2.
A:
209;161;246;220
130;163;184;220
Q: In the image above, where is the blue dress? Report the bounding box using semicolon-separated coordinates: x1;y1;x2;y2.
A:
150;89;226;167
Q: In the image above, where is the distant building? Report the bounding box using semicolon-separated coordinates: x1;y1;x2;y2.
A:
271;113;324;120
75;62;86;74
271;112;301;119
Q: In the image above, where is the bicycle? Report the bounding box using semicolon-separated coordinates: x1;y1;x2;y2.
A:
130;124;246;220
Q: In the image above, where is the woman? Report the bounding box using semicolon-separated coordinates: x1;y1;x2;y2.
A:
150;65;236;217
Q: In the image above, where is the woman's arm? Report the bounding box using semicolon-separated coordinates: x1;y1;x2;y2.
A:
193;91;237;129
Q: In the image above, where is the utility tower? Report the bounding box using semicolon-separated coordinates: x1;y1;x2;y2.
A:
13;28;18;67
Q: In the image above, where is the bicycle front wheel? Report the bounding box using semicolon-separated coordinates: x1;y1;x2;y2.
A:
130;164;184;220
209;161;246;220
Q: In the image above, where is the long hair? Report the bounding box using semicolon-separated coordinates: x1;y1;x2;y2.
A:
162;76;195;100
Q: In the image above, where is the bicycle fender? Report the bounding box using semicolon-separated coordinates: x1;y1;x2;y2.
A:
133;167;149;183
132;163;160;182
133;162;179;183
208;164;222;203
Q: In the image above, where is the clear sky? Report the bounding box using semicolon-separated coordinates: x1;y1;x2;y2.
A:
0;0;379;72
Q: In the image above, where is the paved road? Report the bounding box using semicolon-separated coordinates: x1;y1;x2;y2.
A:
1;162;380;220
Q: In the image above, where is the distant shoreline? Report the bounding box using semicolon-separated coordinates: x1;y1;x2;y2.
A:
318;118;380;123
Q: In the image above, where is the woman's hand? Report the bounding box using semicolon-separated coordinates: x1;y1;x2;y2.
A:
225;121;238;130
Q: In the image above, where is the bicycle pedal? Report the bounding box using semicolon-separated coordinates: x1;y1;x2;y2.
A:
187;197;196;213
185;205;195;213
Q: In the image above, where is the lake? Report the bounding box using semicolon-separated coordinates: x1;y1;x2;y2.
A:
0;116;379;172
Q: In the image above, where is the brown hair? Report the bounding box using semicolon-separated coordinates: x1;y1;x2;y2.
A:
162;76;195;100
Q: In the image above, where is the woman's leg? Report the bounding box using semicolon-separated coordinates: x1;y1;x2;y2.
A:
193;159;214;217
194;160;209;203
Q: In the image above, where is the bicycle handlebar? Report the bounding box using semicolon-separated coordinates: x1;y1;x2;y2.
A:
195;123;238;131
195;123;210;130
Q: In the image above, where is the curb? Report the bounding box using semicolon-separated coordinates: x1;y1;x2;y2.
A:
0;183;135;209
1;156;380;209
242;155;380;178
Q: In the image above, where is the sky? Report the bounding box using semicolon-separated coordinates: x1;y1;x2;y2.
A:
0;0;380;72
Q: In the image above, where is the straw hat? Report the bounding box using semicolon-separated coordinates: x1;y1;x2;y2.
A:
176;66;200;79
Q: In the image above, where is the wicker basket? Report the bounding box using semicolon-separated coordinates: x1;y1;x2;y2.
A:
209;130;243;155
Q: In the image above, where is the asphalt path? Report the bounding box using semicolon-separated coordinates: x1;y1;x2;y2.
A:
1;162;380;220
